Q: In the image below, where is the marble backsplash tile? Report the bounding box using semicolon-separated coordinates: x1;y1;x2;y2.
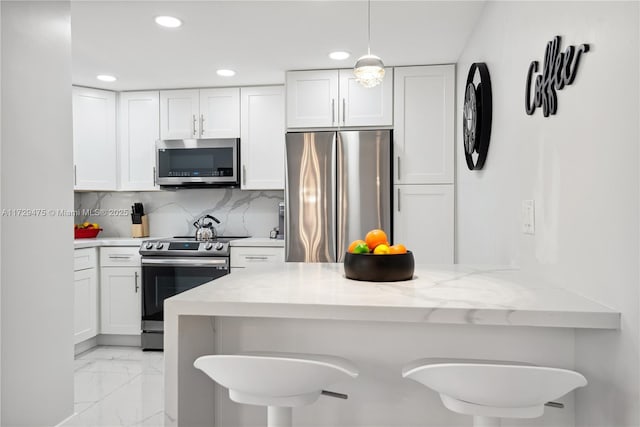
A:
74;189;284;238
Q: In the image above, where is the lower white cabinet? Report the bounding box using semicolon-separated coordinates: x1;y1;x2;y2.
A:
74;248;98;344
100;247;142;335
393;185;454;264
231;246;285;268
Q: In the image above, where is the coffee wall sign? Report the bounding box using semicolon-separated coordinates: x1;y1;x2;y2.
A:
525;35;590;117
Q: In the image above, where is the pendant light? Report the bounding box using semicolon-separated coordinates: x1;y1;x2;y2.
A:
353;0;385;88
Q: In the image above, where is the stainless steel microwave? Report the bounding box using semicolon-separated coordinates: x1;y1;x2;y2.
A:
155;139;240;187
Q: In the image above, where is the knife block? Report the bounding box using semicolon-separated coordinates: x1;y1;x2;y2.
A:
131;215;149;238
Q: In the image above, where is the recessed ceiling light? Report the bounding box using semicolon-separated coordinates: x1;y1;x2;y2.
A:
216;69;236;77
329;51;351;60
96;74;117;82
155;16;182;28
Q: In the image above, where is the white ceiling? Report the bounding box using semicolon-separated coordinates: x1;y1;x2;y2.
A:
71;1;486;91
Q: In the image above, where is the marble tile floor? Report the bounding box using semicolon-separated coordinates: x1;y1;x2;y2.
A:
61;346;172;427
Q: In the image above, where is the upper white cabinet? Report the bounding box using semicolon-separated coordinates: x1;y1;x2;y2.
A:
286;68;392;129
240;86;285;190
200;88;240;138
160;88;240;140
393;65;455;184
119;91;160;191
72;87;117;190
160;89;199;139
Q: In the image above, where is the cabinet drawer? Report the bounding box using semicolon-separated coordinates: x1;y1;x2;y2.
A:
100;247;141;267
74;248;97;271
231;247;284;268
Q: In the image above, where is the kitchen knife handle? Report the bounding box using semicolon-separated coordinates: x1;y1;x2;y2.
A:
331;99;335;125
200;114;205;136
342;98;346;124
134;271;139;293
192;114;197;137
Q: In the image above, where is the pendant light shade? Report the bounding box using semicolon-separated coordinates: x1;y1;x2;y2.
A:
354;0;385;88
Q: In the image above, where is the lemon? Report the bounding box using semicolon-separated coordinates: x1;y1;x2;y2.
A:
93;223;99;229
373;244;390;255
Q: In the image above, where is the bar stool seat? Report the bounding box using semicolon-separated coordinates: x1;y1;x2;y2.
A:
402;358;587;427
194;352;358;427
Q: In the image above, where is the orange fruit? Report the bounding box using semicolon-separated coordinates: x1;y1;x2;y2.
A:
373;244;390;254
389;244;407;254
365;229;389;251
348;239;367;253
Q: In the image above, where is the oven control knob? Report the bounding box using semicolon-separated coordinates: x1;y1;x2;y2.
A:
155;242;164;249
204;242;213;251
145;242;154;250
215;242;224;251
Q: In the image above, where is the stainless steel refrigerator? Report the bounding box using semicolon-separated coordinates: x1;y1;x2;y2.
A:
285;130;392;262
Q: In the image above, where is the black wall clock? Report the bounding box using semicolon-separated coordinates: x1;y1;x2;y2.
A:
463;62;492;170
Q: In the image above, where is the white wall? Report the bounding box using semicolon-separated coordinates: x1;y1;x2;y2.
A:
456;1;639;425
75;189;283;239
1;1;74;425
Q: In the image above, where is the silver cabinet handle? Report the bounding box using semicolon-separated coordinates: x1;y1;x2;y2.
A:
192;114;197;136
245;256;269;260
74;165;77;185
331;99;335;125
342;98;346;124
153;166;156;187
200;114;205;136
109;255;133;259
397;157;401;181
134;271;139;293
397;188;401;212
242;164;247;186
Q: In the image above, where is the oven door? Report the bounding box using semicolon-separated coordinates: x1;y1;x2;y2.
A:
141;257;229;331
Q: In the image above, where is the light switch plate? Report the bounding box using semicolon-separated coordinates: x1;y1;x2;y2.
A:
522;200;535;234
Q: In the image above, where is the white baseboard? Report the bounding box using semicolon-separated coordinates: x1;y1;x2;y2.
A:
74;334;141;355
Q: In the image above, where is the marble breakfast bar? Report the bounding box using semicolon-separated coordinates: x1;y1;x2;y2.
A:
164;264;620;427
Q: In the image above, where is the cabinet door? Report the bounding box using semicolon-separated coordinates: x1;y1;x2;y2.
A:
74;268;98;344
160;89;199;140
119;91;160;191
394;184;454;264
200;88;240;138
394;65;455;184
72;87;117;190
286;70;339;128
339;68;393;127
100;266;141;335
240;86;285;189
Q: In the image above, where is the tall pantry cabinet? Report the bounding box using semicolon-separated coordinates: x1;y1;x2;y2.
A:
393;65;455;263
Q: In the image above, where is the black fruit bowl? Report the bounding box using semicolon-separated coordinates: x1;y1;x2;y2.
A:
344;251;415;282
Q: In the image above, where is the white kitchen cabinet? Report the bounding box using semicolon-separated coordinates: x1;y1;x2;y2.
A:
100;247;141;335
231;246;285;268
119;91;160;191
160;89;200;139
393;65;455;184
160;88;240;140
286;69;393;129
72;86;117;190
74;248;98;344
393;184;454;264
200;88;240;138
240;86;285;189
338;67;393;127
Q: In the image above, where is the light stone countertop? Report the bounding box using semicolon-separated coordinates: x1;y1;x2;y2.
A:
165;263;620;329
73;237;163;249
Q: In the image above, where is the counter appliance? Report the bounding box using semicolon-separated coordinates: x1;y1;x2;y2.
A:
285;130;392;262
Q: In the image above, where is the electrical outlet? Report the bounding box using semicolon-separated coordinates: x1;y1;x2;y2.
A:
522;200;535;235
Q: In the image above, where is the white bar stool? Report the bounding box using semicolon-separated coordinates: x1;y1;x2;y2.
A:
402;358;587;427
194;352;359;427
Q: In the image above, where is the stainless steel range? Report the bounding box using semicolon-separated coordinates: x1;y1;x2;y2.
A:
139;238;230;350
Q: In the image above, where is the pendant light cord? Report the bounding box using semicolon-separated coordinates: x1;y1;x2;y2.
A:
367;0;371;55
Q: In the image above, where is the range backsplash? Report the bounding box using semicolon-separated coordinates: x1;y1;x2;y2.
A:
74;189;284;238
